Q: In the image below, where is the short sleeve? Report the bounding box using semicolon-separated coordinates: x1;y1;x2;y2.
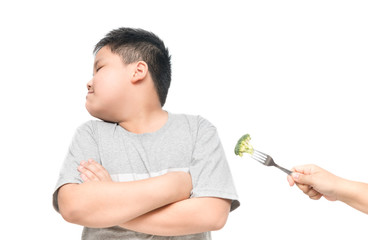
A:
190;117;240;211
52;121;101;212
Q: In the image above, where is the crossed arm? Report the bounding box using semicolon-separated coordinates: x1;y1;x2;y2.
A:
57;159;231;236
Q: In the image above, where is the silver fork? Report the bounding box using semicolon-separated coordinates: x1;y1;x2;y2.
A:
251;149;292;175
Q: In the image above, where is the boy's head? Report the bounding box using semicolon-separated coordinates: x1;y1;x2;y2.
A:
86;27;171;122
94;27;171;107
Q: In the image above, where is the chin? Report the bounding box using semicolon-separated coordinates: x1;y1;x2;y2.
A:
86;104;117;123
86;104;101;120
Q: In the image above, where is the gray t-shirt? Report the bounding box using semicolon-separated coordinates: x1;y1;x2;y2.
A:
53;113;240;240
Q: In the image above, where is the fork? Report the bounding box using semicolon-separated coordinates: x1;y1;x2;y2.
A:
251;149;292;175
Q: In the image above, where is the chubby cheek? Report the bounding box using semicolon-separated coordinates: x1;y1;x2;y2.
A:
86;87;125;121
85;94;102;119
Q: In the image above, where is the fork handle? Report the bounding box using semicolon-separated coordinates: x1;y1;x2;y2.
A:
274;164;292;175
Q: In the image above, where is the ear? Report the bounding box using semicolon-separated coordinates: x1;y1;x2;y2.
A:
131;61;148;84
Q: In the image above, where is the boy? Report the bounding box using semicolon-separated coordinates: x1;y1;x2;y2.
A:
53;27;240;239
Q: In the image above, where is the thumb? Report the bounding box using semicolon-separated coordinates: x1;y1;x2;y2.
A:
292;172;313;185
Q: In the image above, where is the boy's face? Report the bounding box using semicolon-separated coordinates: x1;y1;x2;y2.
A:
86;46;136;122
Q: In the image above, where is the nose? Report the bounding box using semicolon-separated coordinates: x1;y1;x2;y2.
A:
87;79;93;91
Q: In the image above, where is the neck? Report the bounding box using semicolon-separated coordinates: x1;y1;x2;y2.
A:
118;108;168;134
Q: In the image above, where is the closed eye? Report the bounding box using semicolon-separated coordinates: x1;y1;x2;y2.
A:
96;66;103;72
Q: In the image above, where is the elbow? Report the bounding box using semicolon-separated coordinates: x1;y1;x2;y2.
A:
59;198;84;224
57;183;118;228
208;200;231;231
59;200;112;228
60;209;78;224
210;213;229;231
57;184;86;224
200;198;231;231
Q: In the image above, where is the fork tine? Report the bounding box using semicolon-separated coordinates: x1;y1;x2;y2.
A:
251;153;266;164
253;149;267;158
251;157;265;164
252;152;266;160
252;149;292;175
253;151;266;160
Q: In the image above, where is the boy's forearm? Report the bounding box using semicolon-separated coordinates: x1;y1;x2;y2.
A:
120;197;231;236
58;172;191;228
337;179;368;214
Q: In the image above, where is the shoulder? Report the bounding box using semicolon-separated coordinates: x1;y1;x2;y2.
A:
169;112;217;134
74;120;117;138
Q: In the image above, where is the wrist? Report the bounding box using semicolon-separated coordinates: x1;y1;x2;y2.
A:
334;177;352;202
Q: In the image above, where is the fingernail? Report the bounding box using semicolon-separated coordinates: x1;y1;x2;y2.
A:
78;166;84;171
88;159;94;163
292;172;300;179
80;161;87;166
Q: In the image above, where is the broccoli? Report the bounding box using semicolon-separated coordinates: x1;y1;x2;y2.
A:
234;134;254;157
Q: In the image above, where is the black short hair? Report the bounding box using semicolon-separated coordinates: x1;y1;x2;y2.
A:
94;27;171;106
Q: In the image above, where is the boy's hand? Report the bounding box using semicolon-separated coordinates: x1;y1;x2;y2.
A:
78;159;112;182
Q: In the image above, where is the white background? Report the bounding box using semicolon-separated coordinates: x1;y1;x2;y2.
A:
1;0;367;239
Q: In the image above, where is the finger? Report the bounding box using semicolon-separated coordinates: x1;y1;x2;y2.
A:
83;159;111;181
88;158;95;164
296;183;322;200
78;166;99;181
306;188;321;199
287;175;295;186
292;164;318;175
78;162;100;182
82;161;104;179
310;193;323;200
80;173;90;182
292;172;314;186
296;183;310;194
88;159;107;172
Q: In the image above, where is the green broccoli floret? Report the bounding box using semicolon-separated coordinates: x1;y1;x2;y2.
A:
234;134;254;157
